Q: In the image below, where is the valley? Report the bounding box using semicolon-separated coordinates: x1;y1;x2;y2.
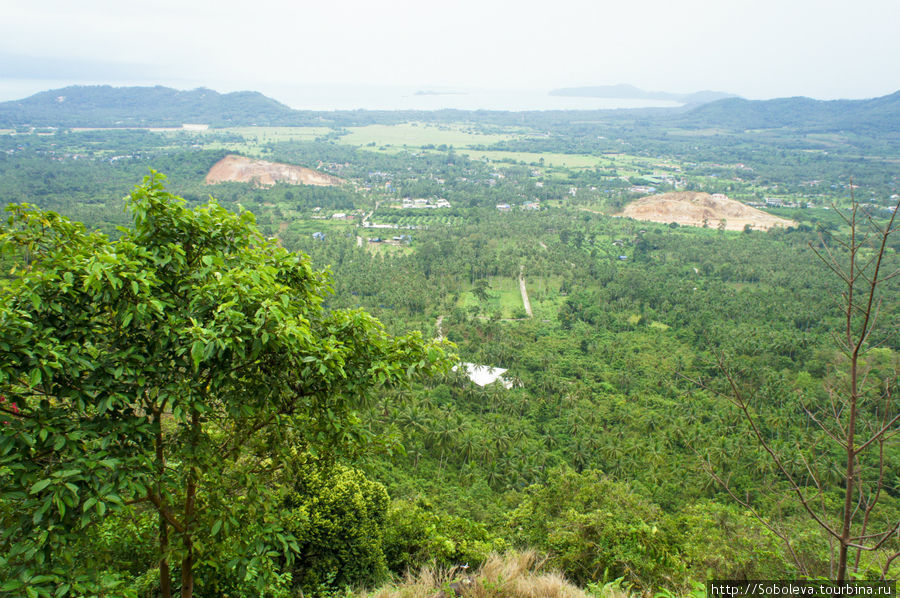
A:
1;88;899;596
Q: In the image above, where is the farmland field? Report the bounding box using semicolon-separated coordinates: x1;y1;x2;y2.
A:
337;123;523;148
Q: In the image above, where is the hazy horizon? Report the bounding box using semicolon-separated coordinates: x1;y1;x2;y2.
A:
2;0;898;108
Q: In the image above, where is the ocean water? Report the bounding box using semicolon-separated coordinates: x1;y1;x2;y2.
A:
257;84;684;111
0;79;684;112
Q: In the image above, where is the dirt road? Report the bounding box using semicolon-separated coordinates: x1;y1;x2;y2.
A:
519;266;533;318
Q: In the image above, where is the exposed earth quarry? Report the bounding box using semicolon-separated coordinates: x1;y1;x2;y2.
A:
205;154;344;187
618;191;795;231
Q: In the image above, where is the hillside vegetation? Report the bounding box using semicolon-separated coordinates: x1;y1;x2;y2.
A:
0;95;898;597
0;85;300;127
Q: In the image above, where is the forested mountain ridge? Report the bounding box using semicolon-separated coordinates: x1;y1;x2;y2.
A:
3;85;899;136
678;90;900;132
0;85;301;127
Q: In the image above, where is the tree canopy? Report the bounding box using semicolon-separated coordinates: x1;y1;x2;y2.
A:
0;173;450;597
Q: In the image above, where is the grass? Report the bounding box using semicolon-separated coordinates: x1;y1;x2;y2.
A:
204;126;331;142
285;219;357;236
365;242;415;257
525;274;566;320
359;551;631;598
457;149;608;169
458;277;525;319
664;127;732;137
177;126;333;157
338;123;519;148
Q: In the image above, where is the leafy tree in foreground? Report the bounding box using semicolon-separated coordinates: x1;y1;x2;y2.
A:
0;172;451;597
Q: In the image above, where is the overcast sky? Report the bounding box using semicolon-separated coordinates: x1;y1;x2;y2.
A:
2;0;898;104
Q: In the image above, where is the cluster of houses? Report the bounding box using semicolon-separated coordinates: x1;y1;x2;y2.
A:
746;198;804;209
309;209;363;221
397;198;451;209
368;235;412;245
496;201;540;212
629;185;657;195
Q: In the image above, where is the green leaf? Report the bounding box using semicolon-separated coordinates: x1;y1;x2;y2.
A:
29;479;52;494
190;340;204;369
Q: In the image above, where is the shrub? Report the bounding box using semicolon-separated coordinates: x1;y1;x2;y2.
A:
284;462;390;592
382;499;507;574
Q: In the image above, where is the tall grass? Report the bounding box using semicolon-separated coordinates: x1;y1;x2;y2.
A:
359;551;637;598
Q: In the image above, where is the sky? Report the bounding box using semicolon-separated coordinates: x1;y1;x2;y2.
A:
1;0;898;105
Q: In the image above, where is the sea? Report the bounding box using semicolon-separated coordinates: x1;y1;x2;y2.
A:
0;79;684;112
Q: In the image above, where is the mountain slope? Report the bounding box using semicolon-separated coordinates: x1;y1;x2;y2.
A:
0;85;301;127
678;91;900;132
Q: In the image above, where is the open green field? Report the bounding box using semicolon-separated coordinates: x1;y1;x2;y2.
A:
284;218;356;237
207;126;331;142
522;274;565;320
452;149;676;176
188;127;333;156
665;127;731;137
362;240;415;257
458;276;526;319
338;123;521;148
456;149;608;168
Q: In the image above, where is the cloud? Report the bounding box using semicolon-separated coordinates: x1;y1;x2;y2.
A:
1;0;897;99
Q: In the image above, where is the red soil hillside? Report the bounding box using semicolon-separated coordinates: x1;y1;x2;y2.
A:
205;154;344;187
617;191;795;231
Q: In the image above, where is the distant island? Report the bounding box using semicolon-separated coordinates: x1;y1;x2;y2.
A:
549;84;737;105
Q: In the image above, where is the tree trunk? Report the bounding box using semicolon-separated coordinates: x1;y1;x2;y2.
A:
180;409;200;598
160;513;172;598
837;350;859;582
155;412;172;598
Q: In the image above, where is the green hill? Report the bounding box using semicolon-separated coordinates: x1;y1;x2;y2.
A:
678;90;900;132
0;85;303;127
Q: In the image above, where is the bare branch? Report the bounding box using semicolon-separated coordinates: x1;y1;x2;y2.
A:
854;411;900;455
800;398;848;449
882;551;900;580
695;450;807;574
712;352;842;540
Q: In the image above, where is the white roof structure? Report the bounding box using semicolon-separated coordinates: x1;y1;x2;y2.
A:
453;362;513;389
